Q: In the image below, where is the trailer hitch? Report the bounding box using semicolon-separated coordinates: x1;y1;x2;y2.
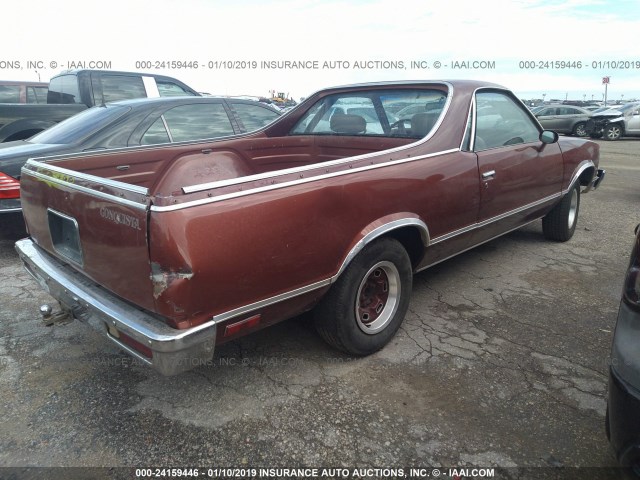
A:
39;303;77;326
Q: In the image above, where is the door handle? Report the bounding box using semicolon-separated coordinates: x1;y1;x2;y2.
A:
482;170;496;179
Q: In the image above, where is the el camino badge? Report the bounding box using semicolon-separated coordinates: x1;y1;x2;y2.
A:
99;207;141;230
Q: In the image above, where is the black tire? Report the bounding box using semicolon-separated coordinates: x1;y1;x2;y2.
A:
314;237;412;355
542;183;580;242
572;122;587;137
604;123;623;141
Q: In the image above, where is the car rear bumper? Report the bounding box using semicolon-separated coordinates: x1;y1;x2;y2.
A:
0;198;21;213
15;238;217;375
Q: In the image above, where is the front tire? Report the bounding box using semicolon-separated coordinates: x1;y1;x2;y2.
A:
542;183;580;242
604;123;623;141
314;238;412;355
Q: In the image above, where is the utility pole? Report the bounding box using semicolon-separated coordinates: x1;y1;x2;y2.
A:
602;76;610;106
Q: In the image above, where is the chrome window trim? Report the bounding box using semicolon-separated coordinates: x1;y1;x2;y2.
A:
25;159;149;196
154;148;460;213
160;114;173;143
182;82;455;195
22;168;148;211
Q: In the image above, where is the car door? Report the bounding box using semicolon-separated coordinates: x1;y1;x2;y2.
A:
556;106;580;133
474;91;564;225
535;107;560;130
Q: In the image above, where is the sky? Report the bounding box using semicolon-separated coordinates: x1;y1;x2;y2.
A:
2;0;640;102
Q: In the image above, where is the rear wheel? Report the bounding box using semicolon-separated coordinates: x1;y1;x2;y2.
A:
572;122;587;137
542;183;580;242
314;238;412;355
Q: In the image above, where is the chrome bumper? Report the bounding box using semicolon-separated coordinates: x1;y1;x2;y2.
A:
584;168;606;193
15;238;217;375
593;168;606;190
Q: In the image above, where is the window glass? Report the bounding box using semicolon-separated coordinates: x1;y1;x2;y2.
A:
474;91;540;150
101;75;146;103
0;85;20;103
47;75;81;104
557;107;579;115
538;108;555;116
27;86;48;103
157;81;196;97
290;89;447;138
162;103;234;142
231;103;280;131
141;118;171;145
30;105;130;144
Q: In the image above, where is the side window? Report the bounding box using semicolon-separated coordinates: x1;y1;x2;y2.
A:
474;91;540;151
47;75;81;104
161;103;235;142
230;103;280;131
157;81;196;97
100;75;146;103
27;86;48;104
538;108;554;116
141;118;171;145
0;85;20;103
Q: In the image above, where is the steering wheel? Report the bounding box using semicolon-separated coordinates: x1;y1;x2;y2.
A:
389;119;411;135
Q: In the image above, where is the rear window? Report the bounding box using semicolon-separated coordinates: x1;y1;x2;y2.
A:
100;75;146;103
157;81;196;97
30;105;131;144
290;89;447;138
48;75;81;104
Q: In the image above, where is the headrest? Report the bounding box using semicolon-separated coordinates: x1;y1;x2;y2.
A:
330;113;367;134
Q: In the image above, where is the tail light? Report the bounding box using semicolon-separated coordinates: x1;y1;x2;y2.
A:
623;233;640;306
0;172;20;199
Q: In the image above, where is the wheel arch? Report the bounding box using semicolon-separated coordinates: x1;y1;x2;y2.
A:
331;216;429;284
566;159;596;192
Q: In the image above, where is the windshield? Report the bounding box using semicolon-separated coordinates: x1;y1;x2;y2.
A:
30;104;131;144
618;103;640;113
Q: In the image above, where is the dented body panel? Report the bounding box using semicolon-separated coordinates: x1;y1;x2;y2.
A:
15;80;604;374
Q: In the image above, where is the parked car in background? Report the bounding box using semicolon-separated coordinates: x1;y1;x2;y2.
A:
0;69;199;142
534;104;592;137
0;96;281;222
0;80;49;104
586;102;640;140
607;224;640;475
15;80;604;375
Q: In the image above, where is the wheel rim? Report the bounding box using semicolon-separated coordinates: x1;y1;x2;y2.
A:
607;126;620;140
568;188;578;229
355;261;400;335
575;124;587;136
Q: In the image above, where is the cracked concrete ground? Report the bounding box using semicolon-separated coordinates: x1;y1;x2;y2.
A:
0;140;637;478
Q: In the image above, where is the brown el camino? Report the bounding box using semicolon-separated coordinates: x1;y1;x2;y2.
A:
15;80;605;375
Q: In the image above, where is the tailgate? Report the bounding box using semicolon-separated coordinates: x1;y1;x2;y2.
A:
20;159;156;312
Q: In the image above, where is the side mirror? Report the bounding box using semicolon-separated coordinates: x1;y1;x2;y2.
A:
540;130;558;144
